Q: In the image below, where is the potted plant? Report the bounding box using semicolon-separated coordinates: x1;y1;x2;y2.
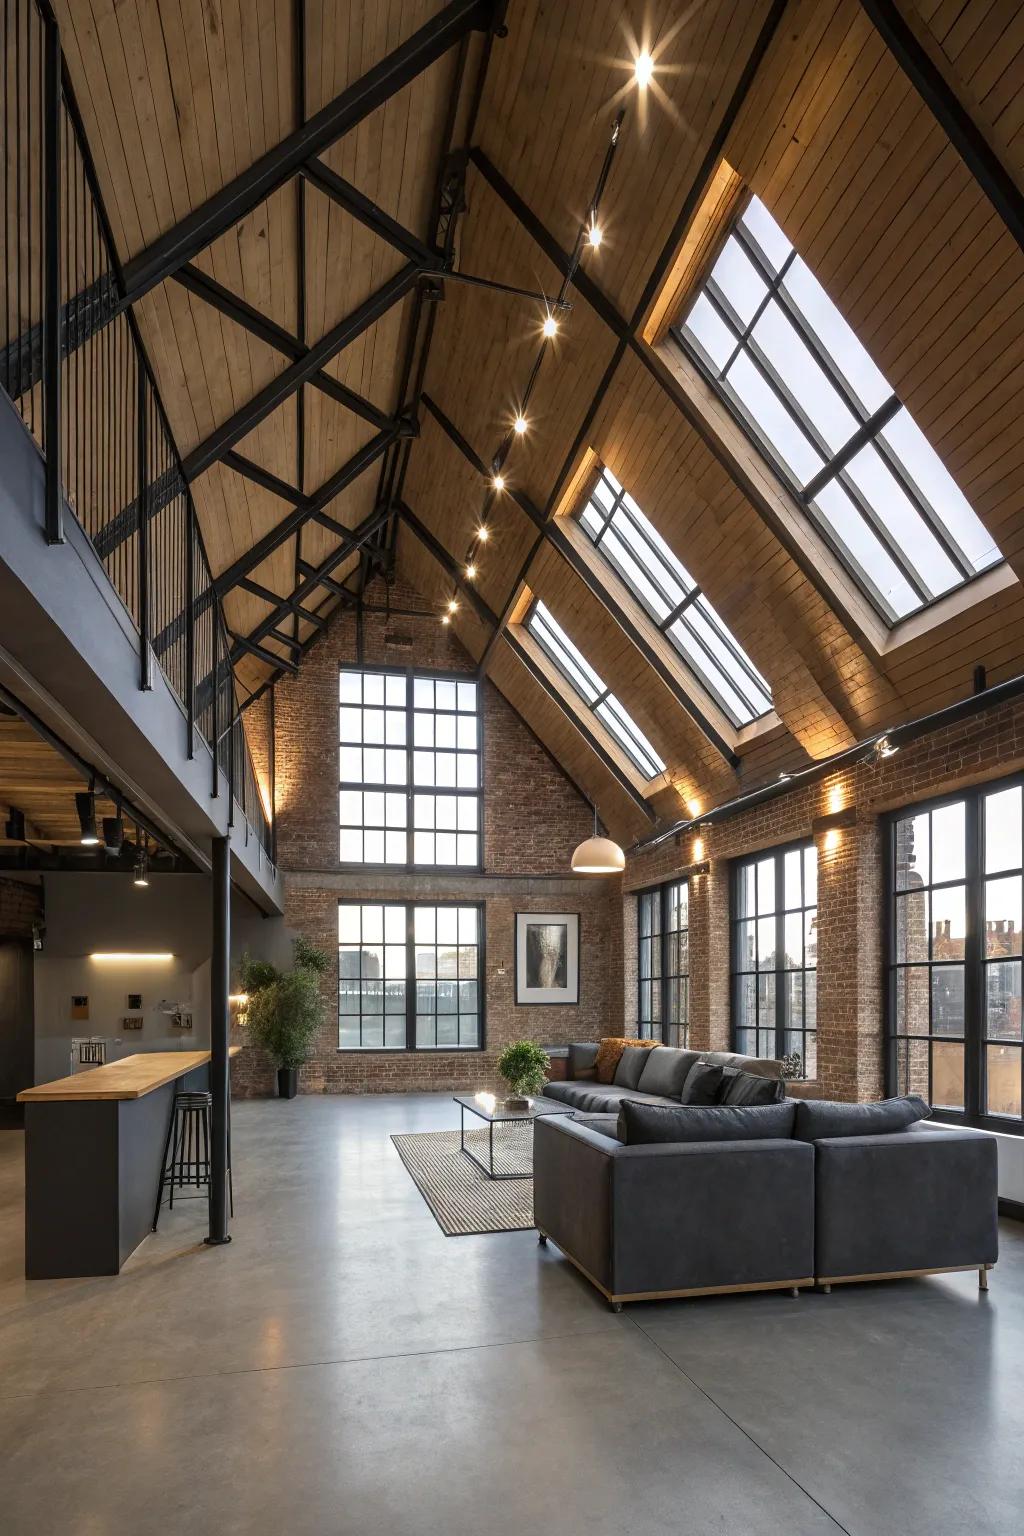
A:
239;937;329;1099
497;1039;550;1109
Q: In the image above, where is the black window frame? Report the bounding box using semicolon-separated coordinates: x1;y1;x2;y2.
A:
730;838;818;1072
338;663;483;873
672;198;1002;629
524;598;666;781
575;463;773;728
637;879;690;1046
884;774;1023;1136
338;898;486;1053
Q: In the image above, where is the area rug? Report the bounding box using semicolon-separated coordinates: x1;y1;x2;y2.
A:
390;1129;534;1236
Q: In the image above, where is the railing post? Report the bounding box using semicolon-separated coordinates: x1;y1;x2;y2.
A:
228;687;235;828
211;645;220;797
42;9;63;545
185;504;195;757
137;366;152;688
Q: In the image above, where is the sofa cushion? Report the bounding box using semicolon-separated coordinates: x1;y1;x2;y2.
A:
613;1042;660;1089
617;1100;797;1145
572;1113;622;1143
567;1043;600;1081
721;1067;786;1106
794;1095;929;1143
681;1060;726;1104
701;1050;783;1080
636;1046;700;1098
594;1037;635;1083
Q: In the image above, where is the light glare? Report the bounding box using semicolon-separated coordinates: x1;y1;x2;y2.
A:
513;414;528;435
634;51;653;87
542;314;558;339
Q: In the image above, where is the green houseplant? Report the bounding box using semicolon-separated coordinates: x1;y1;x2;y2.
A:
239;937;329;1099
497;1040;550;1108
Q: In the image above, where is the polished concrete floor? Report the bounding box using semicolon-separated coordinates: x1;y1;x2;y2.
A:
1;1094;1022;1535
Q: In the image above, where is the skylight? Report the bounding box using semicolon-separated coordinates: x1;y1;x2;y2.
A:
675;194;1002;624
577;465;773;727
526;600;666;780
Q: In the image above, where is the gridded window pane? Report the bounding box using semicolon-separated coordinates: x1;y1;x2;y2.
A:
527;600;666;779
732;843;816;1073
340;669;480;868
889;786;1022;1130
340;902;483;1051
675;195;1003;625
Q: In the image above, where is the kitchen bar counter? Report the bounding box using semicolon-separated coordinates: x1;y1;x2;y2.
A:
18;1047;241;1102
19;1047;240;1279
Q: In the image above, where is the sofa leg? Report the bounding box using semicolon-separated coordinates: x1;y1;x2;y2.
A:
821;1283;832;1295
610;1301;623;1313
790;1286;800;1298
979;1267;989;1291
537;1232;547;1246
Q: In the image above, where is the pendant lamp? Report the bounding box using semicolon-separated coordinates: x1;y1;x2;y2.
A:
571;803;625;874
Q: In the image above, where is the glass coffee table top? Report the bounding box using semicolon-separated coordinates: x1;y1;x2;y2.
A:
453;1093;574;1178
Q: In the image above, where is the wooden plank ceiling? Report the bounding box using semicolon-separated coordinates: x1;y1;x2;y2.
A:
57;0;1024;843
0;713;115;850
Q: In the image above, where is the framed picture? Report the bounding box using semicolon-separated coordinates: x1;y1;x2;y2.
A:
514;912;580;1005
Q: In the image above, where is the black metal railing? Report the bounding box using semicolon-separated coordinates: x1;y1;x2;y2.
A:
0;0;273;859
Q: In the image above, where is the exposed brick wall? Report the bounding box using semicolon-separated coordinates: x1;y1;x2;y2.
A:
0;876;41;937
623;696;1024;1102
233;577;624;1096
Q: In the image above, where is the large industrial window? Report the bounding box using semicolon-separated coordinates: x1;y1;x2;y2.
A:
339;668;481;868
338;902;483;1051
638;881;689;1045
578;465;772;727
887;778;1022;1132
674;195;1002;625
732;842;817;1074
526;600;666;780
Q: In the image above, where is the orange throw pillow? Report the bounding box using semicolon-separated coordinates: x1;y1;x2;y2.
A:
594;1036;657;1084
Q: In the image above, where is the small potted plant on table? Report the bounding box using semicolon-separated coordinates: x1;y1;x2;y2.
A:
497;1040;551;1109
240;937;329;1099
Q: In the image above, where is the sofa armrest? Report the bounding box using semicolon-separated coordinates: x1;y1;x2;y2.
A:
814;1124;998;1280
533;1116;616;1289
610;1139;815;1297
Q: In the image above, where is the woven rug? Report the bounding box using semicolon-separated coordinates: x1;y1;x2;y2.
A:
390;1128;534;1236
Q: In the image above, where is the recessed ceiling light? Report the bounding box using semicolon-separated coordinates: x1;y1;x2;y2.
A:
542;314;558;339
513;414;528;435
634;51;653;87
492;474;505;492
476;526;490;543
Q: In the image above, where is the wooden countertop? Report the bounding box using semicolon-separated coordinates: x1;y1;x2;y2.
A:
17;1047;242;1103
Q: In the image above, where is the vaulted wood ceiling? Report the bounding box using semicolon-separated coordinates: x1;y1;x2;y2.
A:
56;0;1024;843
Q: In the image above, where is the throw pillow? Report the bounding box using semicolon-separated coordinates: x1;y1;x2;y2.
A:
617;1100;796;1144
720;1067;786;1106
680;1060;726;1104
612;1041;660;1089
794;1096;930;1142
636;1046;700;1097
594;1037;634;1084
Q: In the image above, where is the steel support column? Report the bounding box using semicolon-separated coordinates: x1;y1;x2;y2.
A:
206;835;232;1246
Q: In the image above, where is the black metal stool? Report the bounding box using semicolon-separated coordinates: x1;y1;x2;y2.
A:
153;1090;233;1229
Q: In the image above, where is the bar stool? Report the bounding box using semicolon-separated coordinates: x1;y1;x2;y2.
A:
153;1090;233;1229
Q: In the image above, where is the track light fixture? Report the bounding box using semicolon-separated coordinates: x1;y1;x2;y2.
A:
541;313;558;339
4;807;25;841
587;217;602;248
465;563;477;581
76;789;99;846
102;815;124;854
476;526;489;543
133;839;149;888
513;414;528;435
491;474;505;492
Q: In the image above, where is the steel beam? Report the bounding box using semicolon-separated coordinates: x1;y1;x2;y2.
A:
120;0;495;302
302;158;443;269
238;576;326;627
173;264;393;431
230;633;299;673
182;265;416;482
858;0;1024;260
214;432;397;595
206;835;231;1246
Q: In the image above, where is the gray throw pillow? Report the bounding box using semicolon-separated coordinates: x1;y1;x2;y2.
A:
617;1100;796;1144
680;1060;726;1104
613;1046;657;1090
794;1096;930;1142
721;1067;786;1106
636;1047;700;1097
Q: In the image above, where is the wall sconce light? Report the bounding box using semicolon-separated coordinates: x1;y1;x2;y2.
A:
823;828;841;853
813;806;856;853
229;992;250;1025
692;836;705;863
826;782;845;816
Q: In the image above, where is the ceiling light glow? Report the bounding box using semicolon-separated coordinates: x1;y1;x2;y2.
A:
542;314;558;339
513;414;528;435
634;51;653;87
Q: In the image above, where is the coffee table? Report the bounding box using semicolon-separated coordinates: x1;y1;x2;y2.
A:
454;1092;574;1180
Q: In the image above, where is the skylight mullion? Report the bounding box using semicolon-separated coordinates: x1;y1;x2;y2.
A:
802;394;902;502
691;594;773;712
718;246;797;380
802;498;904;624
671;608;763;722
660;587;701;632
872;432;977;582
735;223;874;431
597;697;663;779
610;508;689;616
831;462;936;606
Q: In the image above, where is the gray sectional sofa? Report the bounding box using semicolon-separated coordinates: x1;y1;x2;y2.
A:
541;1042;783;1116
535;1046;999;1310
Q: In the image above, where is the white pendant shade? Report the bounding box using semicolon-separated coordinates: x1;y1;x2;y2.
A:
571;834;625;875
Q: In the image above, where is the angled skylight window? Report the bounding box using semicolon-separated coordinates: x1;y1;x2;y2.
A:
526;600;666;780
674;194;1002;625
577;465;773;727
